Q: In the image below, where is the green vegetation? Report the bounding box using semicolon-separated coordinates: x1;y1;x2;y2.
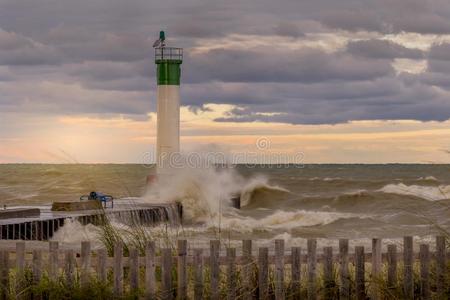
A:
2;269;129;300
0;258;449;299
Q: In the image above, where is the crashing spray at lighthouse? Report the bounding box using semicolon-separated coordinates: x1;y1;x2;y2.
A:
153;32;183;175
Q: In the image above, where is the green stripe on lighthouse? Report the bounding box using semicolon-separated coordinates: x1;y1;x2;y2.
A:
153;32;183;86
156;60;182;85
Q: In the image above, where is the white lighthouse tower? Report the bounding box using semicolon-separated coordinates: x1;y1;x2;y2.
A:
153;31;183;175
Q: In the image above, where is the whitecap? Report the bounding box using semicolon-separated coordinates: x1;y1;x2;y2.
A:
378;183;450;201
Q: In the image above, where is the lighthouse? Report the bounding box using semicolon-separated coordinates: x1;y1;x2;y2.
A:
153;31;183;175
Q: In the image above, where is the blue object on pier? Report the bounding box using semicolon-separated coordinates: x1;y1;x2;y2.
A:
80;191;114;209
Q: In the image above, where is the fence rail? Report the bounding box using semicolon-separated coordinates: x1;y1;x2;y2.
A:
0;236;448;299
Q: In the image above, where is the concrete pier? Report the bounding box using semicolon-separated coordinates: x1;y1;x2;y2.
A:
0;201;182;241
0;208;40;219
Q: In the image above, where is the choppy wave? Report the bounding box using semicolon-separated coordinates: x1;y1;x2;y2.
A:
213;210;362;233
417;176;438;181
309;177;342;181
379;183;450;201
239;178;290;207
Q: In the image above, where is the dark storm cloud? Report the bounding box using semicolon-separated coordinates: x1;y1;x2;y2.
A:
65;59;155;91
0;29;61;65
68;61;146;82
0;67;13;81
1;0;450;124
80;77;152;92
392;15;450;34
419;42;450;91
319;0;450;34
427;60;450;74
381;0;450;34
170;23;220;38
0;78;153;115
167;2;243;38
320;10;386;33
429;42;450;61
182;78;404;108
347;39;424;60
272;22;305;38
211;78;450;124
185;48;394;83
420;72;450;90
52;32;154;62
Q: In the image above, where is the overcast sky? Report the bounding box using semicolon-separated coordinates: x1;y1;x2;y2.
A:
1;0;450;163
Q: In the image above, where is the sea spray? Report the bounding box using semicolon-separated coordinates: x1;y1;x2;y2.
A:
143;166;241;221
143;164;289;222
51;218;101;246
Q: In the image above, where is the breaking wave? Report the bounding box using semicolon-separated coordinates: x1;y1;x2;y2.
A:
379;183;450;201
239;178;290;207
214;210;362;233
417;176;438;181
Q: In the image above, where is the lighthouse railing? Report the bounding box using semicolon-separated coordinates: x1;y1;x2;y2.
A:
155;47;183;61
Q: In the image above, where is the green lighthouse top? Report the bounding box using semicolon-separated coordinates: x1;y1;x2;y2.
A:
153;32;182;85
153;31;183;64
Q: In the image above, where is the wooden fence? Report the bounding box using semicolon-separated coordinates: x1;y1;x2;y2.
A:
0;236;448;299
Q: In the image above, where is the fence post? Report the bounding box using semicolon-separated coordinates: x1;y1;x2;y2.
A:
81;241;91;288
436;236;446;298
275;239;285;300
161;248;173;300
419;244;430;300
242;240;253;300
323;247;334;300
64;249;75;287
16;241;25;275
194;249;204;300
258;247;269;300
339;239;349;299
49;241;59;280
307;239;317;300
177;240;187;300
403;236;413;299
32;249;42;283
371;238;382;299
291;247;301;300
129;248;139;293
355;246;365;300
226;248;235;300
113;242;123;297
97;249;107;282
145;241;156;300
0;250;8;299
387;244;397;290
210;240;220;300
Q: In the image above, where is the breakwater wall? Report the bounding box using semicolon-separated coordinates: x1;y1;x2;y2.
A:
0;203;182;241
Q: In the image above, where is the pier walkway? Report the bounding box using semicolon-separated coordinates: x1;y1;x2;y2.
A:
0;199;182;241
